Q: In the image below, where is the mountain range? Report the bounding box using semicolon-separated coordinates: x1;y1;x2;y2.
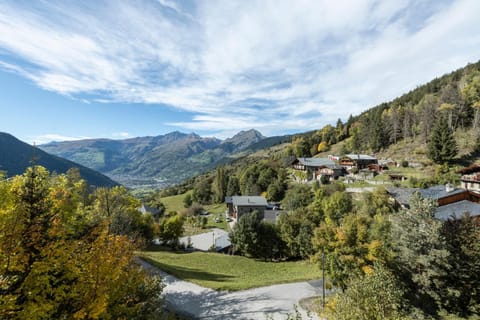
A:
0;132;118;187
40;129;268;188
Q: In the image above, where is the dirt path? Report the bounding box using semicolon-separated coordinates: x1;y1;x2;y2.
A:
139;259;322;320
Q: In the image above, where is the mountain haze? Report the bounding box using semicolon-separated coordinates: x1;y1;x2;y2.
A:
0;132;118;187
40;129;270;188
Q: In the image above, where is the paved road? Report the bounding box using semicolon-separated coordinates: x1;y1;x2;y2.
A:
139;259;322;320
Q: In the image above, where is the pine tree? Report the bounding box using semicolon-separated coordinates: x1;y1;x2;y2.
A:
427;115;458;163
392;194;450;315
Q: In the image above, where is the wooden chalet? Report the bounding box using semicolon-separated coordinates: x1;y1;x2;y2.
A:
417;184;480;206
388;184;480;220
457;164;480;193
366;163;388;173
291;157;339;181
225;196;268;220
340;154;378;170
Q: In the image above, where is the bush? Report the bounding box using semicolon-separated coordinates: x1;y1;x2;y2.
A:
401;160;409;168
320;175;330;185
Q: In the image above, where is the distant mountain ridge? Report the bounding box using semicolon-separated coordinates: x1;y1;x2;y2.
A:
0;132;118;187
40;129;272;188
221;129;266;153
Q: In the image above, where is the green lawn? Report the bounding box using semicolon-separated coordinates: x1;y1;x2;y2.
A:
139;250;322;291
160;194;230;234
161;192;188;213
161;193;227;215
183;213;229;236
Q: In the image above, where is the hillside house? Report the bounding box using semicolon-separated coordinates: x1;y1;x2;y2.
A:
138;204;161;217
291;157;340;181
417;184;475;206
340;154;378;170
388;184;480;220
378;158;397;168
458;164;480;193
366;163;388;173
435;201;480;221
225;196;268;220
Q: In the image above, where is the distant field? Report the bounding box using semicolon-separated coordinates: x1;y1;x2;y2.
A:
139;250;322;291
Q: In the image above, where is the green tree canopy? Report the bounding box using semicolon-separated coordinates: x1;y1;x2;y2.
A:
0;166;163;319
427;115;458;163
326;264;407;320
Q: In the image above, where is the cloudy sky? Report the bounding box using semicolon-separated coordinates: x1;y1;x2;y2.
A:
0;0;480;144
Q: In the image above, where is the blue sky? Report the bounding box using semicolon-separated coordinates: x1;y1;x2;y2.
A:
0;0;480;144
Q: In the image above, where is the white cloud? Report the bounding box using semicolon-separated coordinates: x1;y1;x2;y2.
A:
29;134;91;145
0;0;479;136
112;132;131;139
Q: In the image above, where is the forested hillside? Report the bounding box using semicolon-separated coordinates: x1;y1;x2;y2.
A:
155;60;480;202
288;60;480;159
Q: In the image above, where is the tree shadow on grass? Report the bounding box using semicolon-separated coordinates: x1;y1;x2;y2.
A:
141;257;234;284
455;148;480;167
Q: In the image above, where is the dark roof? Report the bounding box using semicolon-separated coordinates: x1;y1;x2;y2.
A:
387;187;418;206
435;200;480;221
139;204;160;215
418;185;466;200
231;196;268;206
296;157;335;168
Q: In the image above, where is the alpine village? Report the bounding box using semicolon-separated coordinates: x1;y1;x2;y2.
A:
2;7;480;320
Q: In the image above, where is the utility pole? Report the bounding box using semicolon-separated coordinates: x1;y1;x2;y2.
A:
322;252;326;309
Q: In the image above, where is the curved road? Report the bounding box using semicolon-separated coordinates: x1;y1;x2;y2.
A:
139;259;322;320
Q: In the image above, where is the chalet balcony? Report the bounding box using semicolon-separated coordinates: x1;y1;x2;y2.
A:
461;174;480;182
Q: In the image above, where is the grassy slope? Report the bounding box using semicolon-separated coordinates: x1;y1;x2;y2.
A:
140;250;322;291
161;192;229;235
161;192;226;215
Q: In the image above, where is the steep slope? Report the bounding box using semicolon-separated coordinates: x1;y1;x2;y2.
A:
40;130;272;188
0;132;118;187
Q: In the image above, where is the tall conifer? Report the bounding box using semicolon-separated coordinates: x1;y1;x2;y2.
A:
427;115;458;163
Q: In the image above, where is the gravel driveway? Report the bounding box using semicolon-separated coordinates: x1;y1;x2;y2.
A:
139;259;322;320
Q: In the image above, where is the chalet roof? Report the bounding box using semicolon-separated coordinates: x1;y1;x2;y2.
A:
343;154;377;160
456;164;480;175
139;204;160;215
231;196;268;207
296;157;335;168
387;187;418;206
435;200;480;221
418;185;466;200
